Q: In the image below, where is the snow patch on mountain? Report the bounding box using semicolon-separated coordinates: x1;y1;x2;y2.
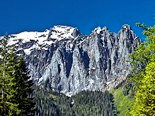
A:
8;30;50;45
50;25;78;40
2;25;80;55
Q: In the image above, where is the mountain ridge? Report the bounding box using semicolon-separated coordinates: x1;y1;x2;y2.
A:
0;24;140;96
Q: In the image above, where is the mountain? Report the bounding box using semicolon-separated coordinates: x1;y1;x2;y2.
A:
1;24;140;96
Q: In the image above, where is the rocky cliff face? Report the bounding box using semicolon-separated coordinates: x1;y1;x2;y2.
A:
3;24;140;96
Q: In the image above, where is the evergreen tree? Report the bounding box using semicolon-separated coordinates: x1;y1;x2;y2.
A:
14;57;35;116
0;36;35;115
0;36;20;115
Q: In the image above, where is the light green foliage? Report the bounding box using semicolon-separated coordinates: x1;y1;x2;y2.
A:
130;24;155;116
131;62;155;116
110;87;134;116
129;24;155;88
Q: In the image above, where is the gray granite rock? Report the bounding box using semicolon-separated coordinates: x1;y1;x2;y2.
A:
4;24;140;96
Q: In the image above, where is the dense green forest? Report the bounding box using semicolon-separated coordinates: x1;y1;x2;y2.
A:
34;87;116;116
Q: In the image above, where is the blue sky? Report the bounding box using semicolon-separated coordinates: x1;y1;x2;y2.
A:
0;0;155;39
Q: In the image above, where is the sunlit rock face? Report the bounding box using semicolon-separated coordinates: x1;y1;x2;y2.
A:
3;24;140;96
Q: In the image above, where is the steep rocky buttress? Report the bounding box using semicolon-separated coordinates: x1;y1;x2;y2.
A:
1;24;140;96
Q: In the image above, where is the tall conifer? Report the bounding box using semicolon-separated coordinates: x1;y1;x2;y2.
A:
0;36;35;115
0;36;20;115
14;57;35;116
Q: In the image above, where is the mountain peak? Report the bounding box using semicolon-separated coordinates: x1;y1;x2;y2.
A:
52;25;77;31
121;24;131;31
92;26;109;35
49;25;81;40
